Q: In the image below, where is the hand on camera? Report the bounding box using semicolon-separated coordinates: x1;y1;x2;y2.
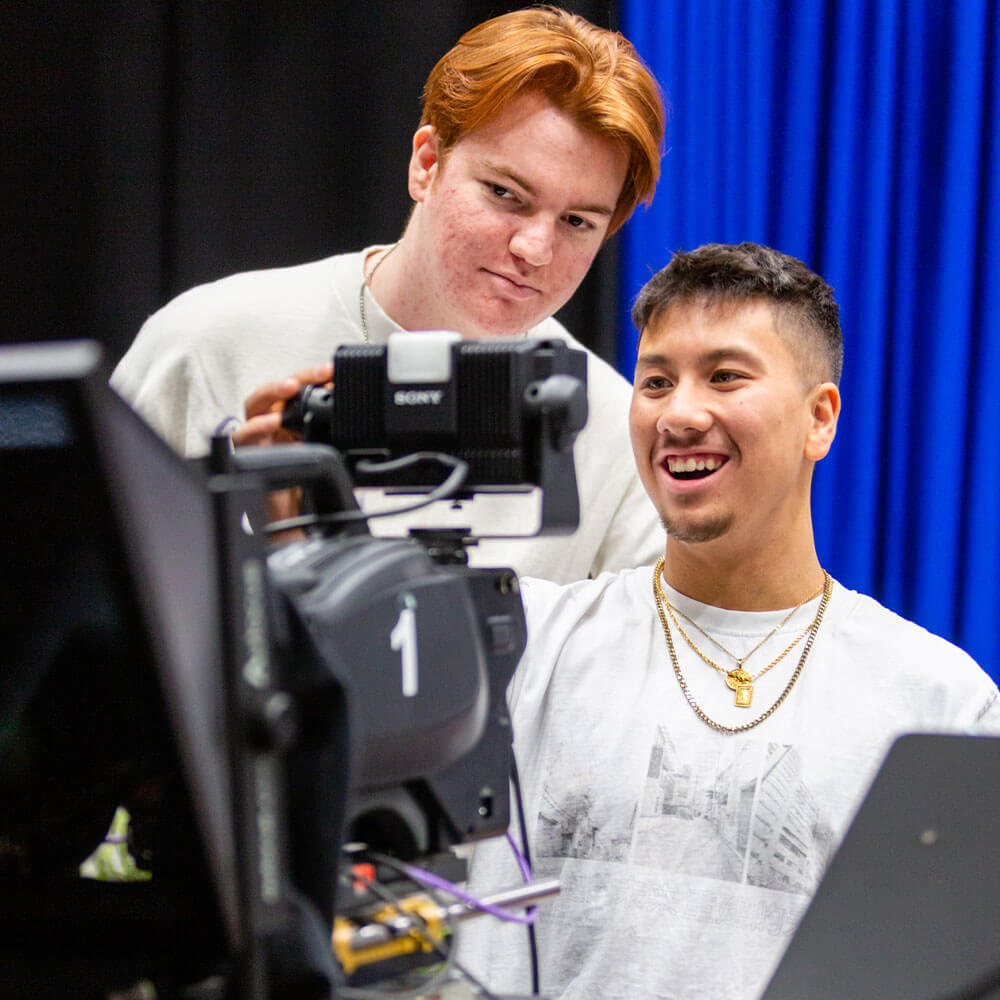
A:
233;361;334;534
233;361;334;449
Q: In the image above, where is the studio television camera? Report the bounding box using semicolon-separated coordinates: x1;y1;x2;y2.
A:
0;333;587;999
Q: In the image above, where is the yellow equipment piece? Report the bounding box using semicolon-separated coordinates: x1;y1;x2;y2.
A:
332;895;444;975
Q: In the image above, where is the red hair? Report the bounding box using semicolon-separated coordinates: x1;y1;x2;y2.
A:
421;5;665;235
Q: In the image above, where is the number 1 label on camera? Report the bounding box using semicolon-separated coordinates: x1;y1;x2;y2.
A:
391;595;419;697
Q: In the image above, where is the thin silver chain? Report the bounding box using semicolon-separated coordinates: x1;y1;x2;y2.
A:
359;243;400;343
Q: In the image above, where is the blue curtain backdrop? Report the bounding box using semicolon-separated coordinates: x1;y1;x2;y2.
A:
620;0;1000;681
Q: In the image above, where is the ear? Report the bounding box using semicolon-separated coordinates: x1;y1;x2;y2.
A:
804;382;841;462
408;125;441;203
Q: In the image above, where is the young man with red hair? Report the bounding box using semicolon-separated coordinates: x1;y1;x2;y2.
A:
113;6;667;582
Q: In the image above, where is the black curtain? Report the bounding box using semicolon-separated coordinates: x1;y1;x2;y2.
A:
6;1;621;368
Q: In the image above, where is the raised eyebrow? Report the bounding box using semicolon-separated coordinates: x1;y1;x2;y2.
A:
482;161;615;217
482;162;536;196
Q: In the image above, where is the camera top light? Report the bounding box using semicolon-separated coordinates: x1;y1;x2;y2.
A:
386;331;461;384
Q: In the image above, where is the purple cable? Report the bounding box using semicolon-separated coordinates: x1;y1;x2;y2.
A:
505;829;533;883
393;856;537;926
505;829;538;920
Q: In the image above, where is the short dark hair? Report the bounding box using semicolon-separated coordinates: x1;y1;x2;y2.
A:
631;242;843;384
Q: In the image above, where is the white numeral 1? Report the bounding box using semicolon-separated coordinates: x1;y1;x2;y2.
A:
391;596;419;697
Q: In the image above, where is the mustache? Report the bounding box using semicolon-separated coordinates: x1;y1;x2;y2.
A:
657;430;729;450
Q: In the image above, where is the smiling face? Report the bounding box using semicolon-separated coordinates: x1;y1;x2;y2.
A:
392;91;628;338
629;299;840;556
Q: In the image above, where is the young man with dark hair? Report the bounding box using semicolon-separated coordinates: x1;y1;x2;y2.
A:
462;242;1000;999
112;6;667;583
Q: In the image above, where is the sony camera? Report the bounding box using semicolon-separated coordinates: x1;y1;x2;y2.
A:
282;331;586;484
279;332;588;541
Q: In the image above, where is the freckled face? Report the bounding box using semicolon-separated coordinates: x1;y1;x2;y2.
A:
629;301;832;550
404;92;628;338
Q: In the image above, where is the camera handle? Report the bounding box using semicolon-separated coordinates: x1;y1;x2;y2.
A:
221;442;361;518
523;373;588;535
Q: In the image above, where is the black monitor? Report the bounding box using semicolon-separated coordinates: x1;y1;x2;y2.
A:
0;340;236;996
761;732;1000;1000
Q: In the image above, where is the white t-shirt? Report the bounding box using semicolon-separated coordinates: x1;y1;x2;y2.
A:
460;566;1000;1000
111;248;665;583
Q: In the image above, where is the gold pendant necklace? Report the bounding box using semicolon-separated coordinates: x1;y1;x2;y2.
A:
652;558;833;733
663;591;819;708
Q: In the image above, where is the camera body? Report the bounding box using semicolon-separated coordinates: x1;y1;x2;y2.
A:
254;334;589;862
265;529;526;860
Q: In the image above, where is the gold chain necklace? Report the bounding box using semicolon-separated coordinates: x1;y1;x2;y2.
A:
652;558;833;733
663;602;807;707
664;581;823;708
359;243;400;343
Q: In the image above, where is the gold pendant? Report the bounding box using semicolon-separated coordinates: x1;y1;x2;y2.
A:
726;668;754;708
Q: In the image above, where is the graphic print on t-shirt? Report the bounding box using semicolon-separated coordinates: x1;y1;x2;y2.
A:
535;784;635;863
534;727;837;895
